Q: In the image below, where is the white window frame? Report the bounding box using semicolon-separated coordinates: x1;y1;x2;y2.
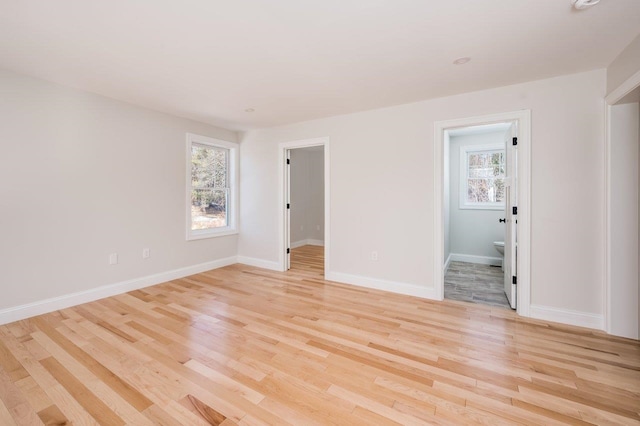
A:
186;133;238;240
459;143;505;210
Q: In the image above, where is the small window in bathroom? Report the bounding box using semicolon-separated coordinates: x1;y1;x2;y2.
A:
460;144;505;210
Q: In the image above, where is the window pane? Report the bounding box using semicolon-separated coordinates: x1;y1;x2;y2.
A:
191;145;213;188
467;178;490;202
468;153;482;167
468;166;494;178
212;148;227;188
191;144;228;189
191;189;227;230
494;178;505;202
491;152;502;165
467;178;505;203
465;148;505;206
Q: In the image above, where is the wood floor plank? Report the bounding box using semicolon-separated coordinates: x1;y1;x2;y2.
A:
37;404;69;426
0;329;99;425
184;359;265;405
0;366;43;425
31;318;155;412
0;397;17;426
142;403;187;426
14;376;52;414
183;394;227;425
327;384;428;425
0;339;30;382
30;330;155;425
0;245;638;424
39;357;125;425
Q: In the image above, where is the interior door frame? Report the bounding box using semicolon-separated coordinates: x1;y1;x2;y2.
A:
278;137;330;274
285;149;291;270
434;110;531;317
603;69;640;335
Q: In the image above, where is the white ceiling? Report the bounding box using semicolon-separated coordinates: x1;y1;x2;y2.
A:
1;0;639;130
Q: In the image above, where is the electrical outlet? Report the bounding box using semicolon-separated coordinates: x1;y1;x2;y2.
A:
300;225;304;231
109;253;118;265
371;251;378;261
316;225;321;231
142;248;150;259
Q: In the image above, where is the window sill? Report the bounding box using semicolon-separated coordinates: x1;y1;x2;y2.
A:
459;204;505;211
187;228;238;241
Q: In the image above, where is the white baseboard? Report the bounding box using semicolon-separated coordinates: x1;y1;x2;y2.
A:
449;253;502;267
236;256;282;271
291;239;324;249
529;304;604;330
325;271;439;300
444;253;452;273
0;256;238;326
291;240;306;249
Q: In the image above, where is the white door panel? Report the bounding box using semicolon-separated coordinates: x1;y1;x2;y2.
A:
504;124;517;309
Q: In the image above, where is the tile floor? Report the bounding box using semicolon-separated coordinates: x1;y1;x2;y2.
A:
444;261;512;309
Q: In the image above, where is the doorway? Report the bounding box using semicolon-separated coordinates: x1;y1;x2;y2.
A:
444;122;514;309
279;137;331;276
434;111;531;317
605;78;640;339
287;146;325;275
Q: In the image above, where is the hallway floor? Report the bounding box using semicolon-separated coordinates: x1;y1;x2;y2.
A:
290;245;324;276
445;261;511;309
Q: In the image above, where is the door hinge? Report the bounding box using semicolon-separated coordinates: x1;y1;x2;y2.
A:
512;276;517;285
512;206;517;215
287;203;290;209
286;158;290;165
287;248;290;254
512;137;518;146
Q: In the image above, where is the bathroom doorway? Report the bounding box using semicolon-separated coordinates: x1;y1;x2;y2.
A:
443;123;511;308
434;111;531;315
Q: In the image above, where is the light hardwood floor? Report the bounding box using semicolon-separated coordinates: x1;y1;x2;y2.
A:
290;244;325;276
0;245;639;425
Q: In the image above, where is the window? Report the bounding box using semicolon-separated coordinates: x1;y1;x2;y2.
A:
459;144;505;210
186;133;238;240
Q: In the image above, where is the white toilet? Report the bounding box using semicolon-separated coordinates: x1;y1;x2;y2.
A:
493;241;504;270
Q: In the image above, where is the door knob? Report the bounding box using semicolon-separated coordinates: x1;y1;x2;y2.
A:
499;218;506;223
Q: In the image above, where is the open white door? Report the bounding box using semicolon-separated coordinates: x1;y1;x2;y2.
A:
503;124;517;309
285;149;291;270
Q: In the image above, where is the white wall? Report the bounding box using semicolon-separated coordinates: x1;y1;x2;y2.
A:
0;69;238;317
308;149;325;242
239;69;606;322
609;102;639;339
290;149;310;244
449;132;505;260
607;34;640;96
290;148;324;245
